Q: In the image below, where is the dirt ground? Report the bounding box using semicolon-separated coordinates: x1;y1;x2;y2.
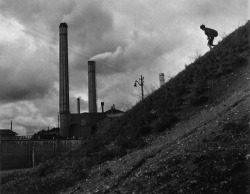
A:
61;64;250;194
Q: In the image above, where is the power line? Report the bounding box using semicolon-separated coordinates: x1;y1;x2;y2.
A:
0;11;160;85
0;13;140;80
0;20;139;99
0;13;161;97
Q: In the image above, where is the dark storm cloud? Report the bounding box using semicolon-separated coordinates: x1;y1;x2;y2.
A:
0;0;75;32
0;37;57;103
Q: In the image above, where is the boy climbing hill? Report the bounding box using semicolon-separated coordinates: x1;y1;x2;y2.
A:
200;24;218;50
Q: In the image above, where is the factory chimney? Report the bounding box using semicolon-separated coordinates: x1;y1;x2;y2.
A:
88;61;97;113
159;73;165;87
77;98;80;114
101;102;104;113
59;22;70;137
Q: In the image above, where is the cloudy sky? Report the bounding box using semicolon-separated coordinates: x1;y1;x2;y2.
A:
0;0;248;135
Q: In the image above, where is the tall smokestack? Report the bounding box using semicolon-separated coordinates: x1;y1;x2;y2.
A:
59;22;70;137
77;98;80;114
88;61;97;113
159;73;165;87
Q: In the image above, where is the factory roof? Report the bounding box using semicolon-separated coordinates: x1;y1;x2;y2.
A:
0;129;18;135
105;108;124;115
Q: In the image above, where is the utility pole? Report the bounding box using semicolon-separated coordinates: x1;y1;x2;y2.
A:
32;146;35;168
58;114;60;129
134;75;144;100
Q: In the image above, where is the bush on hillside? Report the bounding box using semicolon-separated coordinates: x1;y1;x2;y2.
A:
80;135;107;156
71;158;90;179
37;159;57;177
173;97;186;106
97;148;116;163
232;56;248;67
190;95;209;106
138;125;153;136
154;112;179;133
190;81;206;99
142;111;158;124
115;135;146;150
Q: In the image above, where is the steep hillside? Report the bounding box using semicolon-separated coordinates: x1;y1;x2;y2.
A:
1;21;249;194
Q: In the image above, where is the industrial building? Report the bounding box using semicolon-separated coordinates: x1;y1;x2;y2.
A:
59;23;123;138
0;129;17;140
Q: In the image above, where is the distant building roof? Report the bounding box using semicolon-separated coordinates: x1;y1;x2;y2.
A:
0;129;18;135
49;127;60;133
105;108;124;115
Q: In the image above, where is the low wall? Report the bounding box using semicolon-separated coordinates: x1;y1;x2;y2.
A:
0;139;83;170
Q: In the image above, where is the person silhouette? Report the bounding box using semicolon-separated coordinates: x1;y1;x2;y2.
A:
200;25;218;50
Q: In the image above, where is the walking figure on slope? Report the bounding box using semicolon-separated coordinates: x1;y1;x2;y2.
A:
200;24;218;50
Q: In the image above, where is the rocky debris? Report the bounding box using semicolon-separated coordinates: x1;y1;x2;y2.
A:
60;71;250;193
100;168;112;178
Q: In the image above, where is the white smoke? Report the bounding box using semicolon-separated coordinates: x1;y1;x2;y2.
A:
90;46;123;62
